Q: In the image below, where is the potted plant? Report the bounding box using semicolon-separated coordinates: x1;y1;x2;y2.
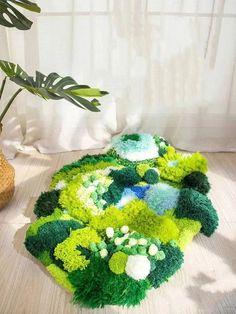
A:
0;1;108;208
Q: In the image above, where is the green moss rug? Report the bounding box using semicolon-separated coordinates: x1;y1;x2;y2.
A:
25;133;218;308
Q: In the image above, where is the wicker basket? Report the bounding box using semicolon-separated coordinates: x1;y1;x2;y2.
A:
0;151;15;209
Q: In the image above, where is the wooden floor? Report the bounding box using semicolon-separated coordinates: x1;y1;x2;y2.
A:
0;150;236;314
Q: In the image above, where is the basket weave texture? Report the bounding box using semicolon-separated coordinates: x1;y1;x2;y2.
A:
0;151;15;209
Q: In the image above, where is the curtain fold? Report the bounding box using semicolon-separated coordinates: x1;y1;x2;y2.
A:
0;0;236;158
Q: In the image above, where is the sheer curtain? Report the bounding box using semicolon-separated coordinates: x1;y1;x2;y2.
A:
0;0;236;158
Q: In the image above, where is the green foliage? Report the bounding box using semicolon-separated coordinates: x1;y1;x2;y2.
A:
175;188;218;236
0;60;108;111
68;257;150;308
148;243;184;288
182;171;210;194
34;190;61;218
0;0;40;30
24;220;81;257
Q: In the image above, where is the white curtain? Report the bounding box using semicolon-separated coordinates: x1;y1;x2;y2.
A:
0;0;236;159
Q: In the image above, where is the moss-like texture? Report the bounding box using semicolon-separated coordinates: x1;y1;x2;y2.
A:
157;147;208;183
148;243;184;288
54;227;101;272
24;133;218;308
109;251;128;274
175;188;218;236
34;190;61;217
182;171;210;194
25;220;81;257
68;257;150;308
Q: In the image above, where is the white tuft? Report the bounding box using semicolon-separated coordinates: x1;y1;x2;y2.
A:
125;255;151;280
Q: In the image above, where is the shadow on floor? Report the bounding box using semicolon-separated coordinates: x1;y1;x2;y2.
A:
187;272;236;313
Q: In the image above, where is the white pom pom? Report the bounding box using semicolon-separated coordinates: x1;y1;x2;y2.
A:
125;255;151;280
100;249;108;258
121;225;129;234
114;237;123;245
106;227;114;238
138;238;148;246
148;244;158;256
128;238;137;246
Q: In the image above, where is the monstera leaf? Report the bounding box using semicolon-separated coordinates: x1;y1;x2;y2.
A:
0;0;41;30
0;60;108;111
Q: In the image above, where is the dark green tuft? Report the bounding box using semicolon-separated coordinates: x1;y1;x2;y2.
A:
34;190;61;218
121;134;140;142
24;220;82;257
110;167;142;186
148;243;184;288
102;182;123;205
68;257;150;308
143;169;159;184
182;171;210;194
175;188;218;236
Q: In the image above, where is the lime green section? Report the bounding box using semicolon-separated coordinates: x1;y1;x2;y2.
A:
89;206;126;233
109;252;128;274
89;199;201;249
164;209;202;251
157;147;208;183
46;264;75;293
54;227;101;272
136;164;151;177
122;200;179;243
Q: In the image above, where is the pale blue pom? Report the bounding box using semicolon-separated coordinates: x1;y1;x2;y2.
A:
144;183;180;215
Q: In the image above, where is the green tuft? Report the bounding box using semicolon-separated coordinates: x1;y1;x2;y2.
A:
143;168;159;184
102;182;124;205
47;264;75;293
68;257;150;308
182;171;210;194
25;220;81;257
110;167;142;186
34;190;61;217
175;188;218;236
148;243;184;288
121;134;140;142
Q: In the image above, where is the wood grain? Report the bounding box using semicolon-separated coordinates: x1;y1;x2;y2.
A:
0;150;236;314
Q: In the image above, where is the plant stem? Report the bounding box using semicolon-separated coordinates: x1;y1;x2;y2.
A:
0;77;7;100
0;88;23;123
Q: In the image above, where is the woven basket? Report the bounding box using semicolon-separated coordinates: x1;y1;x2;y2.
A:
0;151;15;209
